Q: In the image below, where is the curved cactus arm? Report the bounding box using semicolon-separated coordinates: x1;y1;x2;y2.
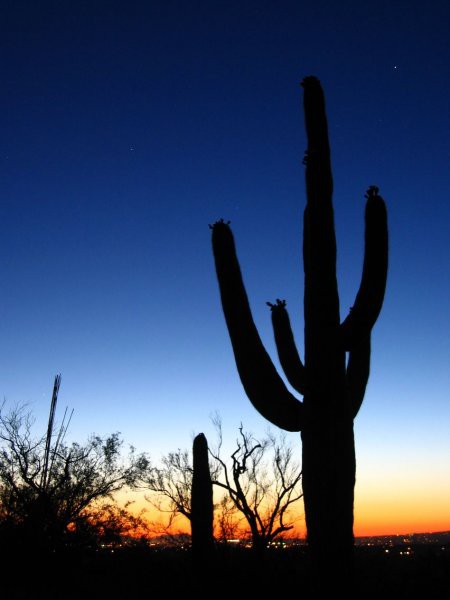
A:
346;335;371;419
340;187;388;350
267;299;307;396
211;220;304;432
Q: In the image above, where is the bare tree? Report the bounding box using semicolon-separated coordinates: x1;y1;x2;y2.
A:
215;494;240;542
210;419;303;554
143;448;193;534
143;421;302;552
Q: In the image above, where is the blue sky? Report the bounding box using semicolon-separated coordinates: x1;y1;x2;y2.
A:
1;1;449;532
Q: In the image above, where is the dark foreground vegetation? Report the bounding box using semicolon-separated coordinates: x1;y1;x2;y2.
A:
1;540;448;599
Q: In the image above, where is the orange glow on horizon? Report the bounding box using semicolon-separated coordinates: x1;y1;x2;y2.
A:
120;492;449;541
353;471;450;537
118;476;450;538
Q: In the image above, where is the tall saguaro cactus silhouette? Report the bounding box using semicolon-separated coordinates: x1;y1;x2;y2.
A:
211;77;388;578
191;433;214;560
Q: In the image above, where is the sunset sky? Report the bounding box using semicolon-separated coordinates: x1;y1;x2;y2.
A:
1;1;449;537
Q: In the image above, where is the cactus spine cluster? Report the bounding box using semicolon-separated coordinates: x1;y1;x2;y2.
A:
191;433;214;560
211;77;388;578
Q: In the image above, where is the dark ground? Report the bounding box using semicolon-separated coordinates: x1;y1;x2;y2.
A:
1;543;448;599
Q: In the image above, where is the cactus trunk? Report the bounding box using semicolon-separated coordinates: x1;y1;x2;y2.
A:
211;76;388;585
191;433;214;561
302;415;356;583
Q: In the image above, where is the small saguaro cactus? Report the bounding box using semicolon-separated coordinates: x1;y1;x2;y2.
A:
210;77;388;580
191;433;214;560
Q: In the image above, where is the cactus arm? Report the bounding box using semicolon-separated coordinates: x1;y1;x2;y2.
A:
267;299;307;396
346;335;371;418
211;220;304;432
340;187;388;350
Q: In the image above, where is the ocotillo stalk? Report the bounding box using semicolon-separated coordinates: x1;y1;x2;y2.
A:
191;433;214;560
211;77;388;583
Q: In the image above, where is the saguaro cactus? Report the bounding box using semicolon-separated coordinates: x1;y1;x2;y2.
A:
191;433;214;560
211;77;388;579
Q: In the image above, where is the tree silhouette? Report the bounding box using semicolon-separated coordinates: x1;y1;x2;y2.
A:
143;446;194;536
0;375;149;552
211;77;388;588
210;421;302;555
144;423;302;554
71;500;149;548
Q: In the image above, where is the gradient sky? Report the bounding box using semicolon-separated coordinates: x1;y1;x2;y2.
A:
1;1;449;536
